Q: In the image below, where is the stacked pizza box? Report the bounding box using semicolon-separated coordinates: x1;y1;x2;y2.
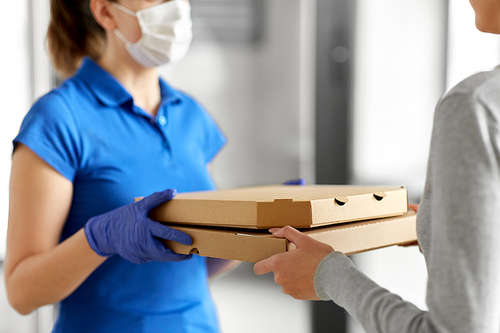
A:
148;185;416;262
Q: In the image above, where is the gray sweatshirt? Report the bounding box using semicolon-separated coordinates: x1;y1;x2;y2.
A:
314;67;500;333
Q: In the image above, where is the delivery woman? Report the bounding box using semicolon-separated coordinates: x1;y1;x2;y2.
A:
4;0;236;332
254;1;500;332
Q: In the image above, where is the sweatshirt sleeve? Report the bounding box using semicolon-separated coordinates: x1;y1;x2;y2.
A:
314;87;500;333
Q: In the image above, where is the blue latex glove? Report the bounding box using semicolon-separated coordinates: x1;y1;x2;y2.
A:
84;189;193;264
283;178;306;186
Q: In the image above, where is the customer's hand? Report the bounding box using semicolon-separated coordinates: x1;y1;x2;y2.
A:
409;204;419;212
254;226;334;300
84;189;193;264
399;204;421;250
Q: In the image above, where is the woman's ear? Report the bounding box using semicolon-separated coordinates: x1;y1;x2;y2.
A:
89;0;118;31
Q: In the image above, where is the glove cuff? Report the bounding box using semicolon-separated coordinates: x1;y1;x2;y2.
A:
84;217;114;258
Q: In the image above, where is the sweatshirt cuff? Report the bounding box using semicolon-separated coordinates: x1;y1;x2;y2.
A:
314;251;360;303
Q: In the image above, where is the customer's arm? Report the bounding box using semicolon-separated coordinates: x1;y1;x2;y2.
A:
315;89;500;332
254;86;500;332
4;144;106;315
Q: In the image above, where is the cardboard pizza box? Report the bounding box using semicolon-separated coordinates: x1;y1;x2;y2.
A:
149;185;408;229
161;211;417;262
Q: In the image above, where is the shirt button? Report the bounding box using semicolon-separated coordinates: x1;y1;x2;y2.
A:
158;116;167;126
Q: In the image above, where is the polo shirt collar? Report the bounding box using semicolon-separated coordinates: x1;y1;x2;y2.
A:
159;78;183;106
76;57;132;107
75;57;183;107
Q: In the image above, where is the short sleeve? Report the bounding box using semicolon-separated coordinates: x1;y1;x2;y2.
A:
199;106;226;164
14;91;81;181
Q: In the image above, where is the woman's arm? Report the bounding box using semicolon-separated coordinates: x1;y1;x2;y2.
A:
4;144;106;315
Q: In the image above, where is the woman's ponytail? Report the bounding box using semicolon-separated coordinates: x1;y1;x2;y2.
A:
47;0;110;77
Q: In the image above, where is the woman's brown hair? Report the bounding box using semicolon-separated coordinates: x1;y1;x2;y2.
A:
47;0;116;77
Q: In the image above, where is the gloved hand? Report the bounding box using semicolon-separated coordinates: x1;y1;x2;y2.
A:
84;189;193;264
283;178;306;186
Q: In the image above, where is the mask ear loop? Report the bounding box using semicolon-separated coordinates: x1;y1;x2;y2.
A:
112;2;137;16
111;3;137;45
114;29;133;45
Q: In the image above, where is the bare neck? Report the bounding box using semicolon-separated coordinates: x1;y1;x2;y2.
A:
97;41;162;117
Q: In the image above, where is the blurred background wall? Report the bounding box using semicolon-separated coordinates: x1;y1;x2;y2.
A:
1;0;500;332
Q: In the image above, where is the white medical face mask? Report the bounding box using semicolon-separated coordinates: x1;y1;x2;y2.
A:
113;0;193;68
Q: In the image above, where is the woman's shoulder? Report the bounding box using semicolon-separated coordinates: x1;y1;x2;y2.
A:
445;66;500;103
438;67;500;122
31;76;89;112
30;90;69;117
27;79;89;128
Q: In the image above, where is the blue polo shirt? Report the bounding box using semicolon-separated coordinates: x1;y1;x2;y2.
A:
14;57;226;332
